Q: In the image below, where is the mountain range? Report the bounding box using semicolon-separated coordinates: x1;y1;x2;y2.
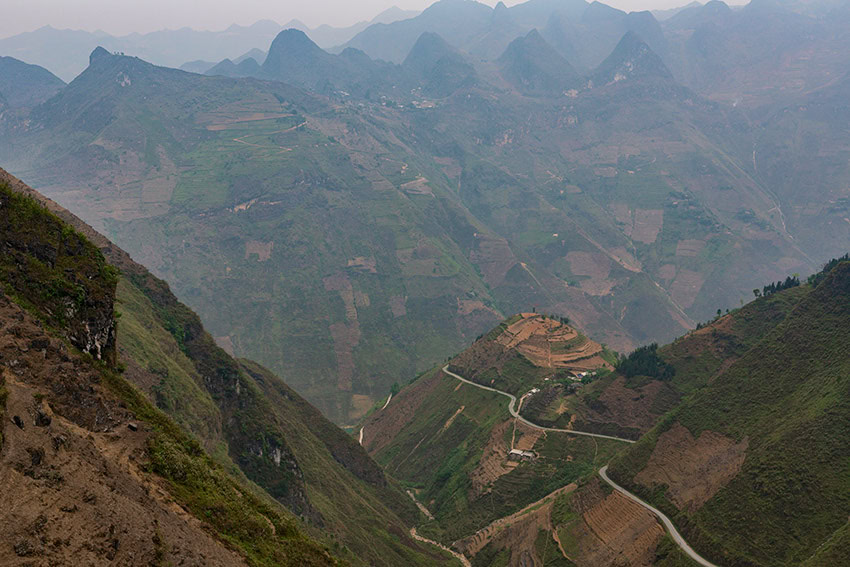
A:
0;7;419;82
3;0;850;427
1;1;850;561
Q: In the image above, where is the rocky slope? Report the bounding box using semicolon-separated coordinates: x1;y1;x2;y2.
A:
0;168;457;566
0;174;335;566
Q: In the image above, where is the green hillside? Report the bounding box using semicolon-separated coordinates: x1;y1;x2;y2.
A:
0;169;458;566
0;177;335;566
608;261;850;566
360;314;627;561
521;282;810;440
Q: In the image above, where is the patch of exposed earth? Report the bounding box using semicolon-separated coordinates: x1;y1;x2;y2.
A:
635;422;748;512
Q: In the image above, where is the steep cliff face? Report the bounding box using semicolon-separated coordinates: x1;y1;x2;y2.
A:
0;180;117;364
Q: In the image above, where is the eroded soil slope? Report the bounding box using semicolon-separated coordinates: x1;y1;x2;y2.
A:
0;295;248;565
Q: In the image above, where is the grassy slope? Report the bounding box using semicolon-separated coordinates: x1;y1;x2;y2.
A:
542;286;809;439
0;179;336;566
113;239;456;566
609;263;850;566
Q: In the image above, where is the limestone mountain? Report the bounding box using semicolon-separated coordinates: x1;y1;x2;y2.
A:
206;57;262;78
589;31;673;87
403;32;477;97
0;56;65;109
343;0;495;63
261;29;350;91
0;27;827;426
497;29;580;96
662;0;850;105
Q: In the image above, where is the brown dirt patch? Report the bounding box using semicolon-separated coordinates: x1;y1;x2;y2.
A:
568;479;663;567
632;209;664;244
400;176;433;196
455;483;577;559
354;290;370;308
389;295;407;318
675;239;705;257
513;421;543;452
346;256;377;273
245;240;274;262
329;321;360;392
580;377;673;434
669;269;705;309
565;251;611;280
349;394;373;422
0;294;247;566
457;299;497;317
635;422;748;512
470;235;517;287
441;406;465;433
214;335;236;357
469;420;514;497
203;112;294;131
609;247;642;272
580;277;616;297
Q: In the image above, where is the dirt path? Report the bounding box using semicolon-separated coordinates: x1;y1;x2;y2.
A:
442;366;635;444
358;393;392;446
599;466;719;567
231;121;307;153
410;528;471;567
406;490;435;521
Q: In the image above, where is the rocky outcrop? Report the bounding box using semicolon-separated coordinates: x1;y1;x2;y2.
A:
0;174;117;365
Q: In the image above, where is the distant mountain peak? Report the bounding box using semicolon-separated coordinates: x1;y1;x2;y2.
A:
404;32;476;97
498;28;580;95
89;46;112;65
269;28;322;51
590;30;672;85
403;32;457;72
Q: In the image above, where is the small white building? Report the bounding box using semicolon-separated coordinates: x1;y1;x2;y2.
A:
508;449;536;462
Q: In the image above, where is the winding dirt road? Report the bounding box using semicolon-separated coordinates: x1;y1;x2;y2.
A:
441;366;635;444
410;528;471;567
443;365;720;567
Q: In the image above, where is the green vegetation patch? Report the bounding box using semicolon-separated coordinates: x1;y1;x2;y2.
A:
610;263;850;566
101;369;336;567
0;182;118;360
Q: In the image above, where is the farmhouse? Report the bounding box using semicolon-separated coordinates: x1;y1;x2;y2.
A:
508;449;536;462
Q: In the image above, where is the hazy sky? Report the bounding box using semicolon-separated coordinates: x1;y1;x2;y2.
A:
1;0;749;39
